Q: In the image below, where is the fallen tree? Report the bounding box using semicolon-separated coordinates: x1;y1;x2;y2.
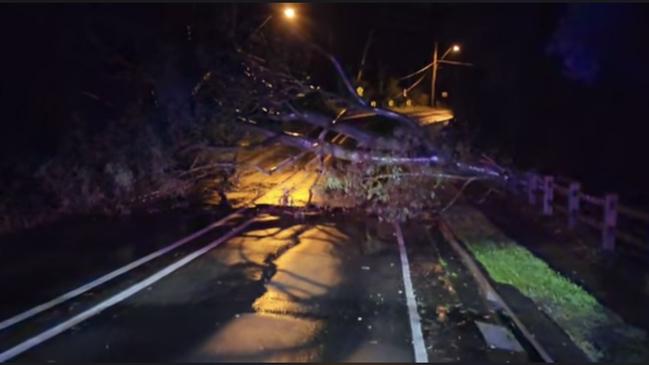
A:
188;33;512;221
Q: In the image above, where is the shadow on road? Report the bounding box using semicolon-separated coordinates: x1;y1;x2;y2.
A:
15;208;414;362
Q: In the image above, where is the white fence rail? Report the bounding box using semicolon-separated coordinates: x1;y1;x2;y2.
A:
510;173;649;253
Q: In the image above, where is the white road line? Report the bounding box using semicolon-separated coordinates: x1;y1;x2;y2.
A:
0;207;248;332
0;216;257;362
393;222;429;363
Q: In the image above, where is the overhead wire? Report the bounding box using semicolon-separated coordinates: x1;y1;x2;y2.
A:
397;62;434;81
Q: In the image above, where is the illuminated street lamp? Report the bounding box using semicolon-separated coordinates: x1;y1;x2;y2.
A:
247;5;298;43
283;7;296;19
431;42;463;107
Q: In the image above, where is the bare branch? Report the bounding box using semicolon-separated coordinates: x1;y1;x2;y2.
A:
440;177;478;213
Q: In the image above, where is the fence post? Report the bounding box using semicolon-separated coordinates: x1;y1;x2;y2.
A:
542;176;554;216
568;182;581;229
528;174;538;205
602;193;618;252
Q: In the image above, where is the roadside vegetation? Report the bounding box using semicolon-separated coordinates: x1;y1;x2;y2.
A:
0;7;252;235
443;206;649;362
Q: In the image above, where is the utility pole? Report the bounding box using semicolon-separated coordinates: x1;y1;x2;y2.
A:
431;42;470;107
431;41;439;108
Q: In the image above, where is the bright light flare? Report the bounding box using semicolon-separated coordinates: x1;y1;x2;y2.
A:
452;44;461;52
283;7;296;19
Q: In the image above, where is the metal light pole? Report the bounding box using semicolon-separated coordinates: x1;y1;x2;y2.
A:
249;15;273;40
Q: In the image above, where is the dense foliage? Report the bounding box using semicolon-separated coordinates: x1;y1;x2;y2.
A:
0;5;249;234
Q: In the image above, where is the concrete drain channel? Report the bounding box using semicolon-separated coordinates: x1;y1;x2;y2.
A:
438;220;555;363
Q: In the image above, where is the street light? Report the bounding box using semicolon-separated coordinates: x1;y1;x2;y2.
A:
283;7;296;19
248;6;368;108
246;5;298;43
431;43;468;107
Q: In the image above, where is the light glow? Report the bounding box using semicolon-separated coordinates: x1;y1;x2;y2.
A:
283;7;296;19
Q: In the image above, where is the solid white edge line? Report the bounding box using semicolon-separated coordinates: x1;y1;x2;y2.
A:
0;207;248;332
393;222;429;363
0;216;256;362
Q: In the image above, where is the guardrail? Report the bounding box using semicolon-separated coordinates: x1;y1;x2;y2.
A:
509;173;649;254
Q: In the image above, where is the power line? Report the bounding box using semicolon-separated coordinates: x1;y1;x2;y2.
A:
398;61;434;81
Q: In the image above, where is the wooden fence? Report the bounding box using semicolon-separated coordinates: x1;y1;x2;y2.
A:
509;173;649;254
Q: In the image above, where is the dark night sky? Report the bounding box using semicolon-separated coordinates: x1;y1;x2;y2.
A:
2;3;649;204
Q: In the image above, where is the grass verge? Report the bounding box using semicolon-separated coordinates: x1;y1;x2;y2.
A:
443;205;649;362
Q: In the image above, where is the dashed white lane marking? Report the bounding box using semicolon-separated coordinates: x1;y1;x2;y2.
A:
393;222;429;363
0;217;256;362
0;208;247;333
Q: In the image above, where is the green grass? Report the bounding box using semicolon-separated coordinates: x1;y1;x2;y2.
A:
468;241;607;359
443;206;649;362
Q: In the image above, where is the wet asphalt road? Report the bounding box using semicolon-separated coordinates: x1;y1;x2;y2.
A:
1;131;518;362
1;132;588;362
9;211;415;362
0;207;228;322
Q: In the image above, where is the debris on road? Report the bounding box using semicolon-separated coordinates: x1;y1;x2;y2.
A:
474;321;524;353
